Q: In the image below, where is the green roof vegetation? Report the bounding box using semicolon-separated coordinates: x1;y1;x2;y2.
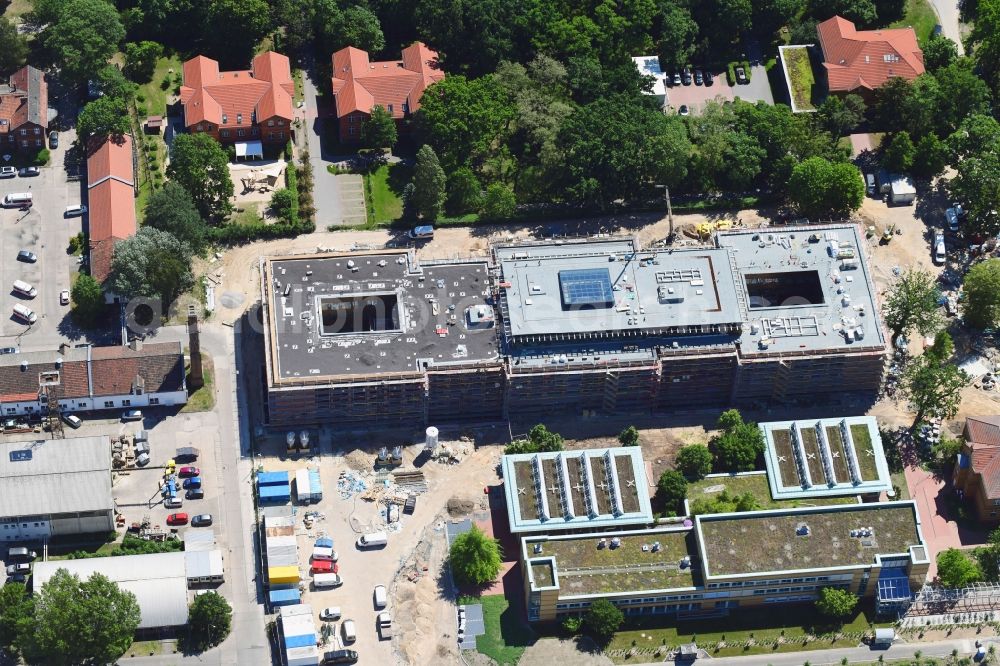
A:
783;46;817;112
531;531;696;596
687;474;856;513
699;505;920;576
530;561;554;587
851;424;879;481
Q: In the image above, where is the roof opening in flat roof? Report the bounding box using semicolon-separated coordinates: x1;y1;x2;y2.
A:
319;293;400;335
745;271;824;309
558;268;615;310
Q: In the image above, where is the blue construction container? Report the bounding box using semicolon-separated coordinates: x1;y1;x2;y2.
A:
268;588;301;608
308;469;322;501
259;484;291;503
257;471;289;486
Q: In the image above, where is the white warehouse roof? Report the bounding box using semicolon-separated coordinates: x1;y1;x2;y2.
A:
185;549;224;580
0;436;112;518
33;552;189;628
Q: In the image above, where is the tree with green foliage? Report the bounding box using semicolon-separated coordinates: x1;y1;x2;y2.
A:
505;424;564;454
689;489;760;516
315;1;385;55
710;410;765;472
0;582;32;656
449;525;502;586
618;425;640;447
124;40;163;82
882;269;942;341
411;145;447;221
19;569;140;665
167;133;234;220
752;0;806;38
480;183;517;220
937;548;983;588
93;65;137;101
883;131;915;173
969;0;1000;93
143;183;209;256
975;528;1000;582
188;592;232;651
361;105;397;150
903;332;968;423
963;259;1000;330
45;0;125;84
787;157;864;218
815;587;858;618
923;34;959;71
657;3;699;70
110;227;193;305
269;188;296;224
816;94;866;140
71;273;105;326
933;59;993;136
912;133;950;180
0;17;28;75
557;95;690;209
77;97;131;140
562;615;582;634
446;168;483;216
810;0;876;25
656;470;688;514
583;598;624;640
204;0;270;63
675;444;713;480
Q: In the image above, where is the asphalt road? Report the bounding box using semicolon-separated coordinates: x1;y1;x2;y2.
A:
929;0;965;54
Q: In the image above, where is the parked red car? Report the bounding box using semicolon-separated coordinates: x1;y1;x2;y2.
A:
166;513;189;526
310;560;339;574
178;466;200;478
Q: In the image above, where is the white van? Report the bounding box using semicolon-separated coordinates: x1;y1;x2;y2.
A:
12;280;36;298
373;584;387;609
341;619;357;643
12;303;36;324
312;573;343;589
356;531;387;549
64;204;87;217
3;192;32;207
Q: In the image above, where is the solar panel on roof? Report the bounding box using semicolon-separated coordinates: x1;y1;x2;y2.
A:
559;268;614;309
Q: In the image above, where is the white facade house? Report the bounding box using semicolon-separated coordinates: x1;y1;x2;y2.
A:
0;341;186;418
633;55;668;108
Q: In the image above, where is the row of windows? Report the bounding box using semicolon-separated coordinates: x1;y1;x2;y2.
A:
708;576;834;589
7;137;43;147
195;119;285;132
1;522;44;529
11;128;42;135
6;397;160;414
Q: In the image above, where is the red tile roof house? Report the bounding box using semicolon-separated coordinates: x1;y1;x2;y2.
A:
0;341;186;418
180;51;294;152
954;416;1000;523
86;134;136;297
816;16;925;101
330;42;444;144
0;65;48;151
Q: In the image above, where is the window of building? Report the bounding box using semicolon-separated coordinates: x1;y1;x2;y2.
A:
149;398;160;405
122;400;131;407
104;401;114;408
238;129;245;137
349;127;356;136
387;104;394;114
252;127;259;135
402;102;409;115
78;402;86;408
221;130;230;138
35;140;41;147
222;114;228;124
277;120;284;126
237;114;243;124
268;120;274;127
21;140;27;147
33;127;40;135
20;129;26;136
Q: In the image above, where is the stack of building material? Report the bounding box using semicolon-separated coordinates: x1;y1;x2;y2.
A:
264;512;298;587
258;470;291;504
278;604;319;666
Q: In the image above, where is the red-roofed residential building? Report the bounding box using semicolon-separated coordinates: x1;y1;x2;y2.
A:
330;42;444;144
817;16;924;99
86;135;136;290
179;51;294;146
954;416;1000;523
0;65;48;151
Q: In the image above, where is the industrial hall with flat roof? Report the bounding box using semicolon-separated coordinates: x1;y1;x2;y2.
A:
259;225;887;427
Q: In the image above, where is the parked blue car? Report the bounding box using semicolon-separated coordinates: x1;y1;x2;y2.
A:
182;477;202;489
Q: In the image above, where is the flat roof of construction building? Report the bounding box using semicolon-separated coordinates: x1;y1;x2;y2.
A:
761;416;892;499
696;502;925;578
522;527;698;598
502;447;654;533
495;225;885;360
262;250;500;383
0;436;112;519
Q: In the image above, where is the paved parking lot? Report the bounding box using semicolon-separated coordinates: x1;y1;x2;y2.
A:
0;135;86;351
665;65;774;114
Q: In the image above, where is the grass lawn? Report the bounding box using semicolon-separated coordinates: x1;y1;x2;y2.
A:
606;604;881;662
126;640;165;657
137;55;183;118
2;0;33;20
459;594;535;666
181;352;215;413
890;0;938;43
782;46;817;111
891;470;911;500
687;473;857;511
368;162;411;225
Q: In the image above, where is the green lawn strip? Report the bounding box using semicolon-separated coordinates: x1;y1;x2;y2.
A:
890;0;938;43
687;473;856;511
606;604;877;662
783;47;816;111
126;640;165;657
368;162;410;224
891;471;911;500
458;594;535;666
181;351;216;413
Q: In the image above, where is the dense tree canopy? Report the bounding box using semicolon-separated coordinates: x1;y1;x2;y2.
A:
882;269;942;340
45;0;125;84
110;227;194;305
903;332;968;423
505;424;564;454
710;410;765;472
964;259;1000;330
361;105;397;150
71;273;106;327
656;470;688;514
937;548;983;588
167;133;234;220
77;97;131;140
788;157;864;218
144;183;210;255
188;592;232;652
675;444;713;480
815;587;858;618
0;18;28;75
583;599;624;640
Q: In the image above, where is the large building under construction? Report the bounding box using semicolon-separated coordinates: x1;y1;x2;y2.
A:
259;225;886;426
